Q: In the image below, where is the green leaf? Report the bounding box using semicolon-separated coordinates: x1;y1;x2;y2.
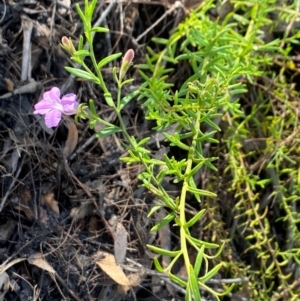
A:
89;119;96;130
186;235;219;249
186;185;216;198
136;137;151;147
65;67;98;82
198;263;222;283
88;0;98;20
148;205;162;217
156;169;168;184
168;273;187;287
70;56;83;64
84;0;88;16
74;50;90;57
97;53;122;69
90;26;109;33
189;265;201;301
78;35;84;51
185;287;192;301
120;78;134;88
134;145;151;155
194;245;205;277
76;3;89;30
147;245;181;258
95;126;122;138
150;212;176;232
153;257;164;272
188;177;200;202
138;172;152;181
184;209;206;229
89;99;97;116
104;93;115;107
152;37;168;45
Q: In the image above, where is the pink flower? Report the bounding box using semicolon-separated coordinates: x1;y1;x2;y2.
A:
34;87;78;128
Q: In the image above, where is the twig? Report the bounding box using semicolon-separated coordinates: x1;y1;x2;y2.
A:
21;15;33;81
0;79;42;99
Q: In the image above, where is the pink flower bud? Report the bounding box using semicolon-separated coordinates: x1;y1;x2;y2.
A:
123;49;135;64
119;49;135;81
61;36;76;56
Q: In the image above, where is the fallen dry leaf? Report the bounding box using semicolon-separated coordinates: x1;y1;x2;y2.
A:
96;252;131;286
70;200;95;221
15;189;35;220
27;253;55;274
63;117;78;158
118;270;145;294
41;192;59;214
114;222;128;265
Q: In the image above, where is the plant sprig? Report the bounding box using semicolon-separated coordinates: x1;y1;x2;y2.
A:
61;0;300;300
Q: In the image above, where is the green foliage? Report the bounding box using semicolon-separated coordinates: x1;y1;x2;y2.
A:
64;0;300;300
135;0;300;300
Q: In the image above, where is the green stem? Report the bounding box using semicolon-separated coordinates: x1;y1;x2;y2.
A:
179;110;201;279
86;30;111;101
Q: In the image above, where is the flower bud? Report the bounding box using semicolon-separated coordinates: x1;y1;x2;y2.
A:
123;49;135;64
119;49;135;81
61;36;76;56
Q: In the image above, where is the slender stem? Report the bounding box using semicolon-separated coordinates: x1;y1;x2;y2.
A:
89;44;109;94
117;81;122;111
85;29;111;99
179;110;201;278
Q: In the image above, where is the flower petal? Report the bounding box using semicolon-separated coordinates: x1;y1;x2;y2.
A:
44;87;61;104
34;87;63;115
34;100;55;115
44;109;62;128
61;93;79;114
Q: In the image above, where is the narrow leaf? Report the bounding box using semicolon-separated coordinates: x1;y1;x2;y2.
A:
146;244;181;257
97;53;122;69
153;257;164;272
186;185;216;197
184;209;206;229
78;35;84;51
95;126;122;138
104;93;115;107
198;263;222;283
65;67;98;82
89;99;97;115
90;26;109;33
189;265;201;301
74;50;90;57
75;4;89;30
194;245;205;277
150;212;176;232
148;205;162;217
